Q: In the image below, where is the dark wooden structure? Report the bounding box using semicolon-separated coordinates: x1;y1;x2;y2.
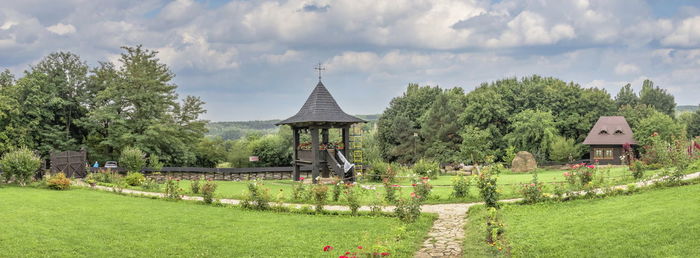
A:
583;116;636;165
50;150;87;178
276;80;365;183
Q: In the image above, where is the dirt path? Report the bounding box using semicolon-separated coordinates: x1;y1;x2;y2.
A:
87;171;700;258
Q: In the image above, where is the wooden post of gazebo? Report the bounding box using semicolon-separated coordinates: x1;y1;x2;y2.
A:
276;78;366;183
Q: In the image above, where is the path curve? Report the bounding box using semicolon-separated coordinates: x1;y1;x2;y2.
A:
86;172;700;258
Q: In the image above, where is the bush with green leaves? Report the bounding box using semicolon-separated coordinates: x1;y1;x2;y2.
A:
366;160;389;182
412;159;439;179
477;164;502;209
630;160;646;180
119;147;146;172
343;183;360;216
47;172;71;190
148;155;164;172
451;175;472;198
190;176;202;194
394;192;422;223
331;177;343;202
164;177;183;200
519;173;544;204
0;148;41;186
241;180;271;210
124;172;146;186
201;179;218;204
311;184;329;213
549;135;583;162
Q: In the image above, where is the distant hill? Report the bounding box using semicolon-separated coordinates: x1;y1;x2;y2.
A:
206;114;380;140
677;105;699;114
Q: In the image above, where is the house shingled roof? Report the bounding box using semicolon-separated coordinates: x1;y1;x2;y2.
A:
276;81;366;126
583;116;637;145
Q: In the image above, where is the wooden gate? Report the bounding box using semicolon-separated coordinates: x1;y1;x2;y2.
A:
50;151;87;178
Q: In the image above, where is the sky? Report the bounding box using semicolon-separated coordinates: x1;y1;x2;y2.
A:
1;0;699;121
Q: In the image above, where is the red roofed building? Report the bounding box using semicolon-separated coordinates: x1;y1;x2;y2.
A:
583;116;636;165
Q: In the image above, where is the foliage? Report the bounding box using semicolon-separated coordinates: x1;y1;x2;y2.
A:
519;173;544;204
241;180;271;210
630;160;645;180
292;177;307;200
119;146;146;173
412;177;433;201
485;207;506;252
639;79;676;117
141;178;160;191
394;193;422;223
0;148;41;186
148;154;164;171
420;88;466;164
124;172;146;186
451;175;472;198
477;164;502;209
563;163;595;188
686;109;700;138
459;126;495;164
383;178;399;203
201;179;218;204
88;170;120;184
635;112;686;150
331;178;343;202
615;83;639;108
503;146;517;166
343;183;361;216
412;159;439;179
164;177;183;200
190;176;202;194
249;131;292;167
504;109;558;160
549;135;583;162
310;184;329;213
47;173;71;190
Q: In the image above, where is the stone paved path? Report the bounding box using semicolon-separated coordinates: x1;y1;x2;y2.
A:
87;171;700;258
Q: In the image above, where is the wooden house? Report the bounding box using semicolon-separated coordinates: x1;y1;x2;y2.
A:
582;116;636;165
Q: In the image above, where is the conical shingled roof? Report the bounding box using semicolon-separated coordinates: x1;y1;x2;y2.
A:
276;81;366;126
583;116;637;145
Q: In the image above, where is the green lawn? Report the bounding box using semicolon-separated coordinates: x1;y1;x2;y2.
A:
464;183;700;257
0;186;433;257
121;166;657;205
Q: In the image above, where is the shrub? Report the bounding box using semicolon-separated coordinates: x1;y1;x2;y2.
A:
413;159;439;179
383;178;399;203
190;176;202;194
148;154;164;172
201;179;218;204
0;147;41;186
141;178;160;191
549;136;583;162
366;160;389;182
164;177;183;200
292;177;306;200
119;146;146;172
630;160;645;180
91;170;119;183
451;175;472;198
47;173;71;190
124;172;146;186
241;180;271;210
412;177;432;201
394;193;422;223
369;191;384;216
477;164;502;209
519;173;543;204
311;184;329;213
343;183;361;216
331;177;343;202
485;207;506;251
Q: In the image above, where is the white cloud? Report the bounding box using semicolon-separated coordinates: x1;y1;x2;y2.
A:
662;16;700;47
46;23;76;35
614;63;640;75
258;50;302;64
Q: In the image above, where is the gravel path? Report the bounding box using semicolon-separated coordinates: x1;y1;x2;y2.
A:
87;171;700;258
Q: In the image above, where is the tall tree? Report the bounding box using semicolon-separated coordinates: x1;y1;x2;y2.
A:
420;87;465;163
686;107;700;138
639;79;676;117
615;83;638;108
503;109;558;160
635;112;686;148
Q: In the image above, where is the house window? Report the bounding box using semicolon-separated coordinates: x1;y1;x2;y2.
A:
593;148;614;160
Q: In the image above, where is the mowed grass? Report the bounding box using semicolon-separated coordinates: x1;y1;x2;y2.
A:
125;166;649;205
464;183;700;257
0;187;433;257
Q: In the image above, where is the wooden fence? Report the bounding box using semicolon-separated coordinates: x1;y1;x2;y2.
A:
88;166;314;181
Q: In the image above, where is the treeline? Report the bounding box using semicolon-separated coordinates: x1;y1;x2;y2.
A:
376;76;700;165
0;46;207;166
206;120;280;140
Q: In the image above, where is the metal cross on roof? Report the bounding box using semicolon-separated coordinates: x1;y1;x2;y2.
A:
314;62;325;82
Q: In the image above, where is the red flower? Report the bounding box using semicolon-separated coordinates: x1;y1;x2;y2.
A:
587;165;595;169
392;184;400;187
300;177;305;180
421;177;429;180
411;184;416;186
357;246;363;250
323;245;333;252
345;252;351;255
410;192;416;197
339;256;349;258
381;252;390;256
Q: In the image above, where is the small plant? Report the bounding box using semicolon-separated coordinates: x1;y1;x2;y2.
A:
451;175;472;198
477;163;502;209
311;184;329;213
331;177;343;202
485;207;506;252
124;172;146;186
413;159;440;179
47;173;71;190
201;179;218;204
190;176;202;194
241;180;271;210
412;177;432;201
292;177;306;200
369;191;384;216
119;146;146;173
382;178;399;203
394;192;422;223
141;178;160;191
343;183;360;216
164;177;183;200
0;147;41;186
148;154;164;172
519;173;543;204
